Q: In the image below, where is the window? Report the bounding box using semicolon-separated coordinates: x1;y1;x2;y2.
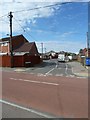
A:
1;43;8;46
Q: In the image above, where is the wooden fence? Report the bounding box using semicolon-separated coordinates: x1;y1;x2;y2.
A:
0;55;41;67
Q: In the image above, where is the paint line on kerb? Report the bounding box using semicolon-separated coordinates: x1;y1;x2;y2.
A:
0;99;56;118
10;78;59;86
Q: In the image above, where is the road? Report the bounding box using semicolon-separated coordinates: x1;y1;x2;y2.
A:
1;60;88;118
1;59;87;78
21;59;76;77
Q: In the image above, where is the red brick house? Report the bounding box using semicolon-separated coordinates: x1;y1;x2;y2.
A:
78;48;90;66
0;34;41;67
78;48;90;57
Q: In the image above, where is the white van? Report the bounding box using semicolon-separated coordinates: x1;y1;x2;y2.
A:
58;54;65;62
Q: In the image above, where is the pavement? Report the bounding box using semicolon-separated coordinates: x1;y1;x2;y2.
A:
2;103;45;118
67;61;89;78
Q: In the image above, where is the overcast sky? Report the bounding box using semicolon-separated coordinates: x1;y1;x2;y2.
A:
0;0;89;53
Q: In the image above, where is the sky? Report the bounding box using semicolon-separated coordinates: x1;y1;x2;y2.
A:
0;0;89;54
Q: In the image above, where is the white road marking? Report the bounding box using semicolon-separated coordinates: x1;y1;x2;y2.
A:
69;75;75;77
56;74;63;76
37;73;44;76
14;69;26;72
56;64;58;68
65;63;68;76
0;99;55;118
72;67;74;74
77;76;87;79
66;76;70;77
46;73;52;76
10;78;59;86
55;61;58;68
45;68;55;75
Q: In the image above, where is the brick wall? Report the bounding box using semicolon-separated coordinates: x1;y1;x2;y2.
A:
0;44;9;53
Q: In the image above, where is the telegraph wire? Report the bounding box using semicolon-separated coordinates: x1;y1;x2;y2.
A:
12;3;61;13
13;17;85;41
0;1;72;31
0;2;71;19
0;2;70;18
0;14;8;19
13;17;25;32
12;2;69;13
13;17;38;41
0;18;9;24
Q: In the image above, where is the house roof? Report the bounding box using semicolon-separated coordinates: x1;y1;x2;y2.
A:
13;42;34;52
13;42;39;55
0;34;39;55
0;34;28;42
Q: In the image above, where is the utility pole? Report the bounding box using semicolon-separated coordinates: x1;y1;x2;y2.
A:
87;32;89;57
9;11;13;68
44;48;46;54
41;43;43;59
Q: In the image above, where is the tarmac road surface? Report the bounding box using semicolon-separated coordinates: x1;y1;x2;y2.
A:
2;70;88;118
1;60;88;78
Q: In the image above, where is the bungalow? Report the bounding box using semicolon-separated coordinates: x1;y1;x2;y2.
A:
45;50;58;59
0;34;41;67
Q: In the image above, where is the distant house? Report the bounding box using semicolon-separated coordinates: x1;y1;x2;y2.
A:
46;50;58;59
0;34;41;67
78;48;90;66
78;48;90;58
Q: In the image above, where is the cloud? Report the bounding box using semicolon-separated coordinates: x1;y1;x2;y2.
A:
0;1;88;38
36;39;86;53
0;0;89;2
60;31;77;37
0;2;62;36
0;1;88;36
